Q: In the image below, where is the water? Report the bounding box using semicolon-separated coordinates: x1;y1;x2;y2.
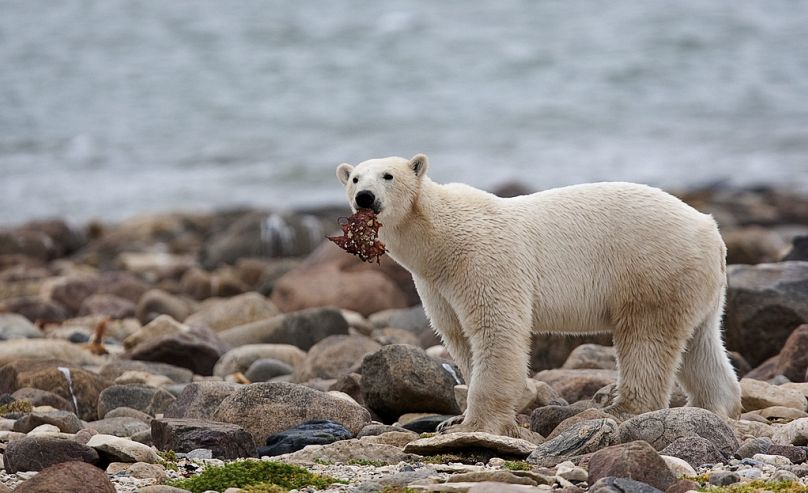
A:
1;1;807;225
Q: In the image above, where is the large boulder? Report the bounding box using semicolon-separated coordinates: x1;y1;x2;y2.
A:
218;308;349;349
3;435;100;473
295;335;381;382
163;381;239;419
14;461;114;493
151;418;256;459
270;241;414;317
212;382;371;443
725;262;808;366
617;407;739;454
184;292;279;332
360;344;461;423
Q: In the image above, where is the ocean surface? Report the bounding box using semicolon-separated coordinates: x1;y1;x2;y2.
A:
2;1;807;225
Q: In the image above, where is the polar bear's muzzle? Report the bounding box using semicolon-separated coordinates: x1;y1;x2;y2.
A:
355;190;382;214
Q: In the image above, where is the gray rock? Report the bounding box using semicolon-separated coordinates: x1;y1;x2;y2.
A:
783;236;808;261
163;381;238;419
86;433;160;463
244;358;294;382
659;436;727;468
530;405;585;437
403;432;536;457
14;461;115;493
98;360;194;384
128;325;229;376
0;296;68;324
725;262;808;367
0;314;43;340
13;410;82;434
85;417;150;437
561;344;617;370
361;344;461;422
589;477;663;493
4;435;100;473
184;292;279;332
212;344;305;377
104;407;153;423
735;437;772;459
218;308;349;349
78;293;136;319
11;387;72;411
151;418;256;460
212;382;371;443
588;440;676;491
617;407;739;454
97;384;176;418
526;418;619;466
295;334;380;382
709;472;741;486
136;289;194;325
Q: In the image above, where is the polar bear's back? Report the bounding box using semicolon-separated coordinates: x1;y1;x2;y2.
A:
500;182;725;332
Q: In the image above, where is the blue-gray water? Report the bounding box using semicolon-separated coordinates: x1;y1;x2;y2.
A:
2;1;807;225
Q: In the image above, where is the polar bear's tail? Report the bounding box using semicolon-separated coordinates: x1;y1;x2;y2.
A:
676;289;742;418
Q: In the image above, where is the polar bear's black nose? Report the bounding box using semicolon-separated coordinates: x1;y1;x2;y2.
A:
355;191;375;209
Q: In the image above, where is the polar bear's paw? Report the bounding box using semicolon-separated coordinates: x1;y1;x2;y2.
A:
436;413;465;432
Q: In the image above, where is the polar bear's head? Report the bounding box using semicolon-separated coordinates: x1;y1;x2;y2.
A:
336;154;429;227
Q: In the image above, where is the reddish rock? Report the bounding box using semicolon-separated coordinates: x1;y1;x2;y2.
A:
775;325;808;382
588;440;676;491
533;369;617;403
14;461;114;493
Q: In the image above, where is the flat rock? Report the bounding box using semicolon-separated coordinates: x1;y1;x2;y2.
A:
526;418;619;466
772;417;808;445
588;441;676;491
4;435;100;473
163;381;238;419
218;308;349;349
659;436;727;468
361;344;461;422
741;378;807;411
295;334;380;382
447;471;537;485
281;438;417;465
212;343;306;377
97;384;176;417
725;262;808;367
532;369;617;403
212;382;371;442
85;416;151;437
184;292;279;332
86;433;160;463
151;418;256;460
14;461;115;493
98;359;194;384
257;419;352;457
403;432;537;457
617;407;739;454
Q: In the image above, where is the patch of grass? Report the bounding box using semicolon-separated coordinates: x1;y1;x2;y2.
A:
503;460;531;471
243;483;287;493
314;458;335;466
420;449;498;465
0;400;33;415
699;480;808;493
347;458;386;467
157;449;179;471
379;487;420;493
419;432;437;438
166;460;344;493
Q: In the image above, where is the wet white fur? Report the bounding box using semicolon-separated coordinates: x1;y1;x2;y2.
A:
337;154;742;438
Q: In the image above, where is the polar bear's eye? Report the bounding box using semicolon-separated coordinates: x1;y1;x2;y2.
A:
352;177;358;184
383;173;393;181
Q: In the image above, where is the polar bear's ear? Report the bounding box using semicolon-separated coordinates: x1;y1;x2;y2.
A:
336;163;354;185
409;154;429;178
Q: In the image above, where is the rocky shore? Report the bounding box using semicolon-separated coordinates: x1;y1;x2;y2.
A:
0;184;807;493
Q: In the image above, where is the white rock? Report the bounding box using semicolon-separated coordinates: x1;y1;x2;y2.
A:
752;453;792;467
86;434;159;463
771;417;808;445
29;424;60;434
660;455;697;478
556;460;588;482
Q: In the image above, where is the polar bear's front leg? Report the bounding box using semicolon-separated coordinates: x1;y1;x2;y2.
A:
445;300;533;439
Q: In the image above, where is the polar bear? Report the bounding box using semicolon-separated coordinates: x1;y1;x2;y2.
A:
336;154;742;438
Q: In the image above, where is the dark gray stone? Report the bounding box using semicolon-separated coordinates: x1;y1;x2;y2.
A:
4;436;100;473
527;418;619;467
128;326;229;376
163;381;238;419
709;472;741;486
13;410;82;434
244;358;294;382
151;418;256;460
660;436;727;468
589;477;663;493
257;420;352;457
97;384;176;417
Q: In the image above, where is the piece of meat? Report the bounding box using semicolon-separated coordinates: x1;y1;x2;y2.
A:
327;209;387;264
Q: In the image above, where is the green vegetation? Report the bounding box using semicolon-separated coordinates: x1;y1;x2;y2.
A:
156;449;179;471
503;460;531;471
347;458;387;467
699;480;808;493
167;460;344;493
379;487;420;493
0;400;33;415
